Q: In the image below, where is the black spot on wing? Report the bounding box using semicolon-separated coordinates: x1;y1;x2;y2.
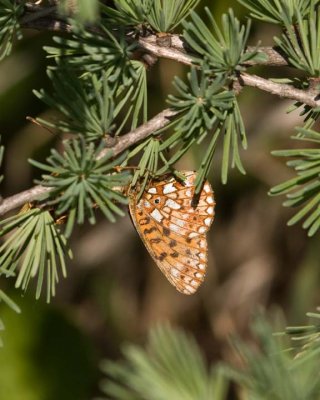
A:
150;238;161;244
158;252;168;261
169;239;177;248
143;227;157;234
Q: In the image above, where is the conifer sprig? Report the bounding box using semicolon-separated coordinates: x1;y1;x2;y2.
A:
144;0;200;32
270;128;320;236
0;139;21;345
29;139;131;238
285;310;320;357
101;0;147;29
225;314;320;400
99;316;320;400
162;68;247;190
102;0;200;32
0;0;23;60
45;22;136;78
99;324;228;400
116;60;148;130
238;0;319;25
0;289;21;347
274;5;320;76
34;70;118;142
0;207;72;302
183;8;265;78
34;63;148;138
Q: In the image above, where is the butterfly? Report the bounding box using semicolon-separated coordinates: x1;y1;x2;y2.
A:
129;171;215;294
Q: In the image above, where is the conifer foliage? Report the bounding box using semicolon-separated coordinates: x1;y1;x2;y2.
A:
99;314;320;400
0;1;320;391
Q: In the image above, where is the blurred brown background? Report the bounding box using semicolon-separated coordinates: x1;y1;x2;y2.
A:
0;1;319;399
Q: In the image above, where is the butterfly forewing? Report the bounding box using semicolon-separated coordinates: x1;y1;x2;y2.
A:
129;171;215;295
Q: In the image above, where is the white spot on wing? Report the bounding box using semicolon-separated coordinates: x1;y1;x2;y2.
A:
171;268;180;278
188;258;198;268
198;263;205;270
184;172;194;187
191;279;199;287
185;189;192;198
151;208;163;222
173;218;185;228
173;261;184;270
207;196;214;204
204;183;211;193
163;182;177;194
165;199;181;210
169;223;181;233
198;226;206;234
148;187;157;194
205;217;212;226
144;200;151;208
188;232;198;238
185;284;196;293
207;206;214;215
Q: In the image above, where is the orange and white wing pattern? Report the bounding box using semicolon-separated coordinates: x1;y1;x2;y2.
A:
129;171;215;295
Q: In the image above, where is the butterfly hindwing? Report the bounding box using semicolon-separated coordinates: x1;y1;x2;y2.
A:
129;171;215;294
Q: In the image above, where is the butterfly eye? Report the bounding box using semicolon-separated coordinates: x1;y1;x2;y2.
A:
154;198;160;204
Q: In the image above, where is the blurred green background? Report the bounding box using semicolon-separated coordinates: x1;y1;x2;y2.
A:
0;1;319;399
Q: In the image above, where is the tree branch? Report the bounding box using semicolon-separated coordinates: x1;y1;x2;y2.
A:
240;73;320;108
138;35;289;67
136;35;318;106
0;108;178;216
20;7;289;67
99;108;178;159
0;185;51;216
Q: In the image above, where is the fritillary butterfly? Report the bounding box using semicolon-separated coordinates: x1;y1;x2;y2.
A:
129;171;215;295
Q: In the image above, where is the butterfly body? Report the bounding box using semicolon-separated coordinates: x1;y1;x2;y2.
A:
129;171;215;295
